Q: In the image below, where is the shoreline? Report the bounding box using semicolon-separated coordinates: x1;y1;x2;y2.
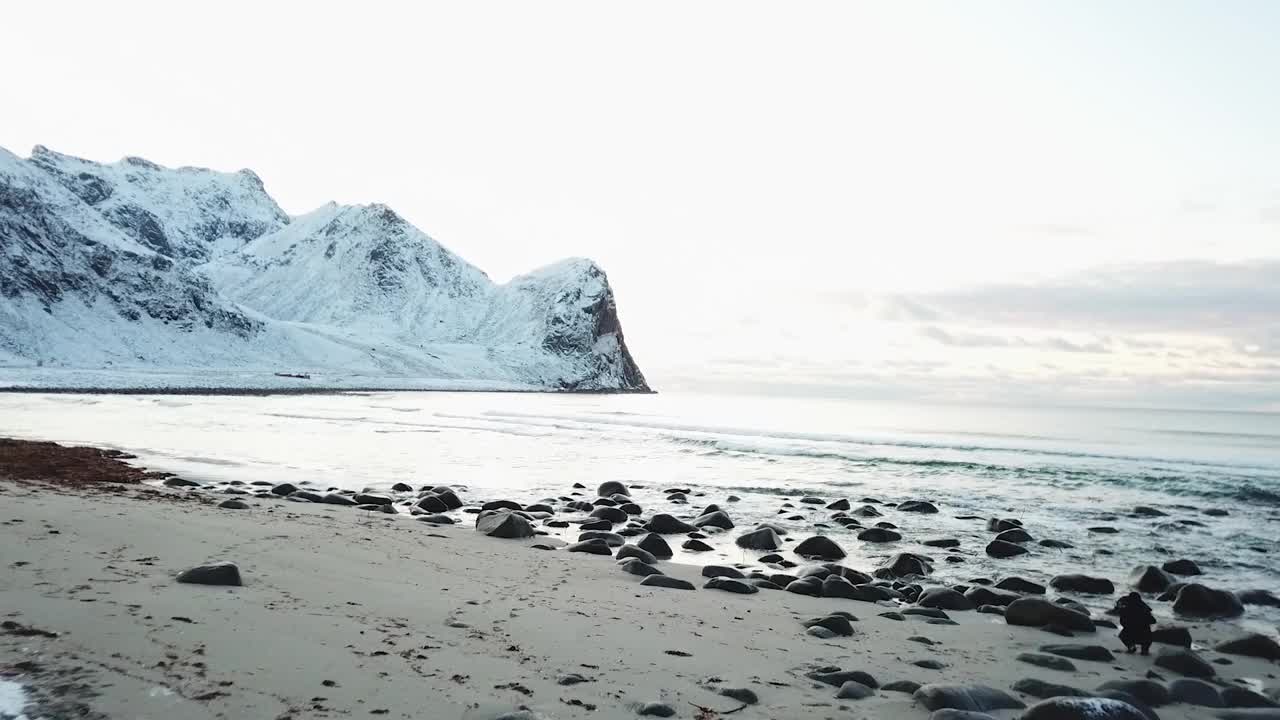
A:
0;386;657;396
1;440;1278;720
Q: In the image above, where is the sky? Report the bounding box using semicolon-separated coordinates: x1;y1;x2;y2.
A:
4;1;1279;409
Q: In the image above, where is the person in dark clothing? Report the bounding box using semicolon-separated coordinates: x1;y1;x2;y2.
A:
1114;591;1155;655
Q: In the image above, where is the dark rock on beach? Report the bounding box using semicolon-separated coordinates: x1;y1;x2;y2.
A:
1050;574;1114;595
1215;633;1280;661
985;539;1028;558
637;533;674;559
918;588;974;611
1005;598;1094;632
597;481;629;497
475;511;536;539
735;527;783;550
1169;677;1225;707
682;539;713;552
857;527;901;543
619;558;662;576
1041;644;1114;662
218;498;249;509
794;535;846;559
1172;583;1245;618
1096;679;1170;707
1153;646;1214;678
176;562;242;586
913;684;1025;713
645;514;697;534
1011;677;1088;699
568;539;613;555
704;576;758;594
639;575;694;590
1023;697;1148;720
1130;565;1175;593
1017;652;1076;672
615;544;659;564
898;500;938;513
1162;558;1202;576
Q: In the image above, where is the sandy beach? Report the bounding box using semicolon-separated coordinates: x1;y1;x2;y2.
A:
1;441;1278;720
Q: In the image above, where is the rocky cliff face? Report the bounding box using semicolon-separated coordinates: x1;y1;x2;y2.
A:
0;146;649;391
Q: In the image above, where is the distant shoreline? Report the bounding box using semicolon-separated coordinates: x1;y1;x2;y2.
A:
0;385;657;396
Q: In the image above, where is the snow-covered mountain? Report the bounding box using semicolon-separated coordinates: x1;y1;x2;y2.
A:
0;146;648;391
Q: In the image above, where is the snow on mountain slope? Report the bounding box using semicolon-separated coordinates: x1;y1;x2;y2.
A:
27;146;289;260
0;146;649;391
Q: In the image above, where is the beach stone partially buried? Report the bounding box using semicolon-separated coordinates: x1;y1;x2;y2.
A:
1017;652;1077;672
597;481;629;498
918;588;974;611
996;576;1046;594
1041;644;1114;662
1169;678;1224;707
694;510;734;529
645;514;697;534
995;528;1034;543
1215;633;1280;661
1154;646;1215;678
568;539;613;556
803;615;855;637
881;552;934;578
218;499;249;510
1236;589;1280;607
176;562;242;586
1162;558;1202;575
794;535;847;559
1051;574;1115;594
836;681;875;699
475;511;536;539
1172;583;1245;618
1220;686;1279;709
1131;565;1176;593
1022;697;1148;720
1011;677;1089;699
735;527;782;550
913;684;1025;713
637;533;674;559
270;482;297;496
619;559;663;576
718;687;758;705
1005;598;1094;632
986;539;1028;558
965;586;1019;607
639;575;695;591
857;527;901;543
637;701;675;717
898;500;939;513
682;539;713;552
616;544;659;565
704;576;758;594
1096;680;1170;707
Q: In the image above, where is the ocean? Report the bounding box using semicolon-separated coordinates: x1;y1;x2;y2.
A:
3;390;1277;625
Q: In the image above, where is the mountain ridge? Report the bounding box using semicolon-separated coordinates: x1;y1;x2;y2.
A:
0;145;649;392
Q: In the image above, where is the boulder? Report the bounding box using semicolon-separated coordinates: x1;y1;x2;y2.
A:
918;588;975;611
965;586;1020;607
693;510;734;530
1130;565;1175;593
704;577;758;594
639;575;695;590
995;577;1045;595
597;481;629;497
1215;633;1280;661
1023;697;1148;720
785;577;823;597
567;539;613;555
321;493;359;506
1005;598;1095;632
734;527;783;550
912;684;1025;713
1162;558;1202;575
578;530;624;546
1016;652;1076;672
986;540;1028;558
270;483;297;496
475;511;536;539
995;528;1034;543
637;533;674;559
794;535;847;559
802;615;855;637
1154;646;1215;678
176;562;242;586
480;499;522;511
880;553;934;578
1169;678;1224;707
218;499;249;510
1096;680;1170;707
701;565;745;579
616;545;659;564
619;559;663;576
589;506;628;524
988;518;1022;532
682;539;713;551
924;538;961;548
1041;644;1114;662
1011;677;1088;699
1039;539;1074;549
1220;686;1279;709
417;495;450;513
1237;589;1280;607
1151;625;1193;647
807;669;878;688
835;681;876;699
645;514;697;534
1173;583;1245;618
857;527;901;543
1050;574;1115;595
898;500;939;513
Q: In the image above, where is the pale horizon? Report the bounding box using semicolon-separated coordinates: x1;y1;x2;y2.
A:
6;1;1279;410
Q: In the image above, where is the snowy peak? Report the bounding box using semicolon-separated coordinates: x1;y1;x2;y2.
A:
0;145;649;391
27;145;289;260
